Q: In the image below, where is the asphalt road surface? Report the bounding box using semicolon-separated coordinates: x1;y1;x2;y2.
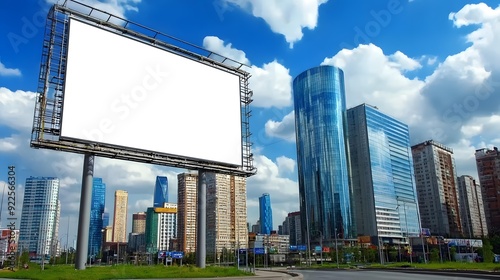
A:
291;269;500;280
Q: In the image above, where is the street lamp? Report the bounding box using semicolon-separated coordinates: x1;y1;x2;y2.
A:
334;228;339;269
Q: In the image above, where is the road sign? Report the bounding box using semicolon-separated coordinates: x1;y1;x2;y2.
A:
171;252;184;259
297;245;307;251
254;248;265;255
238;249;247;254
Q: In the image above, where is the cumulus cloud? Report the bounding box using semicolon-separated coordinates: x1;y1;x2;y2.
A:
222;0;328;48
265;110;295;141
389;51;422;71
0;60;21;76
0;88;37;129
203;36;292;108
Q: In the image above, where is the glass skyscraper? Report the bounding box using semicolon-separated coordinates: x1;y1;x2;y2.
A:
154;176;168;207
19;177;60;257
293;65;354;243
347;104;421;240
259;193;273;234
89;178;106;257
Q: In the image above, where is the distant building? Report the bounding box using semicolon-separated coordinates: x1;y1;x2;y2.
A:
154;176;169;207
282;211;302;246
475;147;500;234
89;178;106;257
348;104;421;241
19;177;60;257
0;229;19;264
412;140;462;237
457;175;488;237
206;173;248;259
177;172;198;253
259;194;273;234
132;212;147;234
112;190;128;242
145;203;177;252
251;220;260;234
102;212;110;227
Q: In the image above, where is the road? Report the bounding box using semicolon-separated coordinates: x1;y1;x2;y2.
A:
291;269;500;280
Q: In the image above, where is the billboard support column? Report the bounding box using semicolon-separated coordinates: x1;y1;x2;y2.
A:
75;153;94;270
196;170;207;268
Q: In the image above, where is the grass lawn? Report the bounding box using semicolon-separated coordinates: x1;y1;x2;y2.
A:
0;264;253;280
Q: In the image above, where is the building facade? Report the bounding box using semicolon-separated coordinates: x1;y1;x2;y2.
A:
132;212;147;234
18;177;60;257
206;173;248;259
145;203;177;252
347;104;421;241
293;65;354;243
259;193;273;234
412;140;462;237
102;212;110;227
112;190;128;242
177;172;198;253
475;147;500;234
154;176;168;207
89;178;106;257
281;211;302;246
457;175;488;237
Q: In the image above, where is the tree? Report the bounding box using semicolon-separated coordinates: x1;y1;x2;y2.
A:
482;238;494;263
429;248;440;262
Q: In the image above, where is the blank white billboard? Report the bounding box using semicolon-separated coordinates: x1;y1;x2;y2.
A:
61;18;242;166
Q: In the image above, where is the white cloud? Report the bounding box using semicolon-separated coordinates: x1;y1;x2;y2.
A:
449;3;500;28
223;0;328;48
265;110;295;141
389;51;422;71
276;156;296;175
0;61;21;76
0;136;18;151
203;36;292;108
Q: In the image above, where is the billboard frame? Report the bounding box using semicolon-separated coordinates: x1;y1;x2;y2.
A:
31;0;255;176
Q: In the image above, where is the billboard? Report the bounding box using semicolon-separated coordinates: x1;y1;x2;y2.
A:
62;18;241;166
31;3;255;176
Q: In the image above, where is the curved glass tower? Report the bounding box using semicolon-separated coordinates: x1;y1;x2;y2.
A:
293;65;354;243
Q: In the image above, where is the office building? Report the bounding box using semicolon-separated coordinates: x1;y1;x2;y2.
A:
102;212;110;227
259;193;273;234
412;140;462;237
18;177;60;257
282;211;302;246
251;221;260;234
347;104;421;241
112;190;128;242
132;212;147;234
145;203;177;252
293;65;354;243
89;178;106;257
475;147;500;234
154;176;168;207
457;175;488;237
206;173;248;259
177;172;198;253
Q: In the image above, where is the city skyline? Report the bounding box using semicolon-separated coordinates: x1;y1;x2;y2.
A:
0;0;499;243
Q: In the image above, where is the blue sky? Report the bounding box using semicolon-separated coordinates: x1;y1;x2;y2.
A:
1;0;499;247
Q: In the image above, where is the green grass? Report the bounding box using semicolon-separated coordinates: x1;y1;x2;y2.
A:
0;264;253;280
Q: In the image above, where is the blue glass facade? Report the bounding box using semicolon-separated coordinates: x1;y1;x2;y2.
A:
154;176;168;207
89;178;106;257
347;104;421;239
102;212;110;227
293;65;354;242
259;193;273;234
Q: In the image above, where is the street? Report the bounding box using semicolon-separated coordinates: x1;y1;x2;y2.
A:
291;269;500;280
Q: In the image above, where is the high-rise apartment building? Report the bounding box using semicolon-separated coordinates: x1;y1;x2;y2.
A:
19;177;60;257
154;176;168;207
293;65;354;243
457;175;488;237
145;203;177;252
112;190;128;242
282;211;302;246
259;193;273;234
347;104;421;240
412;140;462;237
177;172;198;253
475;147;500;234
89;178;106;257
132;212;147;233
206;173;248;258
